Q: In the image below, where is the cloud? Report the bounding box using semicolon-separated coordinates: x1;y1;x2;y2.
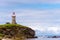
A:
35;26;60;35
5;0;60;4
34;26;60;35
0;0;60;35
0;8;60;35
0;0;60;10
1;9;60;26
47;27;60;34
12;9;60;28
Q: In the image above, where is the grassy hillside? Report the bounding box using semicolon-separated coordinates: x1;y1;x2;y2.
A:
0;24;28;28
0;24;35;39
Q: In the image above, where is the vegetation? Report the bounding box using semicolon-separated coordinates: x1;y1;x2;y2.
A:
0;24;35;40
0;24;28;28
6;22;10;24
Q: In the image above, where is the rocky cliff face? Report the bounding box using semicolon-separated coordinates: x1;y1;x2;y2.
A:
0;24;35;38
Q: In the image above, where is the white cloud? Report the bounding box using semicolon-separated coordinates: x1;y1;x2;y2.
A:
0;0;60;8
0;0;60;35
0;0;60;6
14;9;60;34
5;0;60;4
47;27;60;34
0;8;60;35
1;9;60;25
35;26;60;35
1;9;60;34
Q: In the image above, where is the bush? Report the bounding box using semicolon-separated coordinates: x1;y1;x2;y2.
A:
6;22;10;24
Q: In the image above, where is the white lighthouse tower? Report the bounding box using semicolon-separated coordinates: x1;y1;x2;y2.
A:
12;12;16;24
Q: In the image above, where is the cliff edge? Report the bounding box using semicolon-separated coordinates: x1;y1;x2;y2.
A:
0;24;36;38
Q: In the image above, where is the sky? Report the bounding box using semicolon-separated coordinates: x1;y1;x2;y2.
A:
0;0;60;35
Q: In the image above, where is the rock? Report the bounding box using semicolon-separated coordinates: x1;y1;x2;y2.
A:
2;38;13;40
0;24;35;38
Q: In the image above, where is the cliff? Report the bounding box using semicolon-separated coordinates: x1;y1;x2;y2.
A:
0;24;35;38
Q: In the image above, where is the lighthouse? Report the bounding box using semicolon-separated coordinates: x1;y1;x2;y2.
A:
12;12;16;24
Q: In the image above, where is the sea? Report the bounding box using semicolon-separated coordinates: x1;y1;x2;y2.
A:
27;37;60;40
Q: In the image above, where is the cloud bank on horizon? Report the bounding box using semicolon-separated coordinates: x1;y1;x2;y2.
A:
0;0;60;35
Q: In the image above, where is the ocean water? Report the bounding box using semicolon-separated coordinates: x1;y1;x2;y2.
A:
27;37;60;40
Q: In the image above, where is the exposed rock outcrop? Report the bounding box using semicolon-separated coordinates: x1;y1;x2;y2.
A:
0;24;35;38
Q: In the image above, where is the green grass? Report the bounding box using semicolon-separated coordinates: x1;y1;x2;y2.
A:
0;33;4;37
0;24;29;39
0;24;28;28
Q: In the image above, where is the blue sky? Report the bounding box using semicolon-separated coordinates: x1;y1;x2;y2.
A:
1;0;60;35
